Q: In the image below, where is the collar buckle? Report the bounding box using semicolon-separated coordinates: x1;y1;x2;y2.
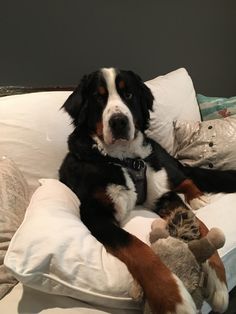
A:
130;158;145;171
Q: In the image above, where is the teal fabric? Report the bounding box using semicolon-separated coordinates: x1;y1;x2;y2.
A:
197;94;236;121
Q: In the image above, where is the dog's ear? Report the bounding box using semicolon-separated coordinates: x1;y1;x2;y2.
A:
62;75;90;126
128;71;154;131
128;71;154;111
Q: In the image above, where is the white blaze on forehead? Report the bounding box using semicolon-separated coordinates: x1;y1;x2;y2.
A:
101;68;135;145
101;68;118;97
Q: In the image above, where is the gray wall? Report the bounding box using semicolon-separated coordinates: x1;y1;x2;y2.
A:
0;0;235;96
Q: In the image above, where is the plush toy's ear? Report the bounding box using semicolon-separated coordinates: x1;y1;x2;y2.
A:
188;228;225;263
62;74;90;127
149;218;169;243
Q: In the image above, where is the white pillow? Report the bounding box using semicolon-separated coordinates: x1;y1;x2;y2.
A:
145;68;201;154
0;92;73;195
4;179;158;310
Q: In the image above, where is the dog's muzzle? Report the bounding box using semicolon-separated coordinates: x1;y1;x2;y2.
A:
109;113;130;141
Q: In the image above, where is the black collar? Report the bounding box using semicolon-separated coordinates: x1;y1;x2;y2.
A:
109;157;146;171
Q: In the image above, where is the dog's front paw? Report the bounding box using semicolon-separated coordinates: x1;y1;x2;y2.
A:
130;275;197;314
189;194;211;210
203;261;229;313
144;271;197;314
171;274;197;314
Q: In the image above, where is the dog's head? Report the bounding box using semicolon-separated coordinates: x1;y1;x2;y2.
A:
63;68;154;145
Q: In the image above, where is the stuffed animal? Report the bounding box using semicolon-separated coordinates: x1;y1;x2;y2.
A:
129;211;225;314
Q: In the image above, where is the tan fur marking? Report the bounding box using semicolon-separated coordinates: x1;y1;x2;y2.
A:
95;121;104;137
107;235;182;313
175;179;203;202
98;86;106;95
94;188;111;206
197;218;227;283
118;80;125;89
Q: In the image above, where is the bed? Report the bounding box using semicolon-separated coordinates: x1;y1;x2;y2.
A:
0;67;236;314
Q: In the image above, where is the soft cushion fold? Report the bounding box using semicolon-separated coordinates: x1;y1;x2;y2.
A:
0;157;29;299
4;179;158;310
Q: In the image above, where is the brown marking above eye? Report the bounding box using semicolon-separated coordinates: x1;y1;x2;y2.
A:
95;121;104;137
98;86;107;95
94;187;112;206
118;80;125;89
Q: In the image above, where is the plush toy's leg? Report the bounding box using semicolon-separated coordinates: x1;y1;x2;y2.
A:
197;218;229;313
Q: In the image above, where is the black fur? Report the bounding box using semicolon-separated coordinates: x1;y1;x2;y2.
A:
182;166;236;193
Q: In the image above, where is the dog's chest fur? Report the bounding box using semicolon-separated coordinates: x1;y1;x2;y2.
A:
145;167;170;209
107;164;170;223
93;132;171;221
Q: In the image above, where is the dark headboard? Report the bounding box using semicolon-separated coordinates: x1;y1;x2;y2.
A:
0;86;74;98
1;0;235;97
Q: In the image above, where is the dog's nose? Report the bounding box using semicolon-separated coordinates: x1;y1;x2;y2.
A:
109;114;129;138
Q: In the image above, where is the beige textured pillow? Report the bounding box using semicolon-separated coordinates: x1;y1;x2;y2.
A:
0;157;29;299
173;117;236;170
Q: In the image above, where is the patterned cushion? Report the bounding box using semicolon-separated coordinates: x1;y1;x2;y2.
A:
173;117;236;170
197;94;236;121
0;157;29;299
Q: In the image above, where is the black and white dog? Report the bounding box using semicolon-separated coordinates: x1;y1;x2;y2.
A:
59;68;236;314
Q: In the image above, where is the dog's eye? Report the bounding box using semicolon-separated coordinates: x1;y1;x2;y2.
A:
94;93;105;104
124;92;133;100
97;95;104;102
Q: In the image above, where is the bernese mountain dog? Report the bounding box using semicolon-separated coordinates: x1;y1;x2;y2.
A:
59;68;236;314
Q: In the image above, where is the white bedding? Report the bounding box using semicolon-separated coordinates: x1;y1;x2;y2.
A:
1;192;236;314
0;283;140;314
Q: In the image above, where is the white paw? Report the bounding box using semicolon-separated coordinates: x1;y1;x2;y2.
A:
203;262;229;313
172;274;197;314
211;288;229;313
189;194;211;210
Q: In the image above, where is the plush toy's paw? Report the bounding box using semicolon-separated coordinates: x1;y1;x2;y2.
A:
129;280;143;302
189;194;210;210
151;218;167;230
203;261;229;313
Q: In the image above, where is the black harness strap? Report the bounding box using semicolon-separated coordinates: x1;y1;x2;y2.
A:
73;152;147;205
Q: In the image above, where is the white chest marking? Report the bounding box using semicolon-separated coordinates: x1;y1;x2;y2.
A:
106;169;137;223
145;167;170;210
92;131;152;159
